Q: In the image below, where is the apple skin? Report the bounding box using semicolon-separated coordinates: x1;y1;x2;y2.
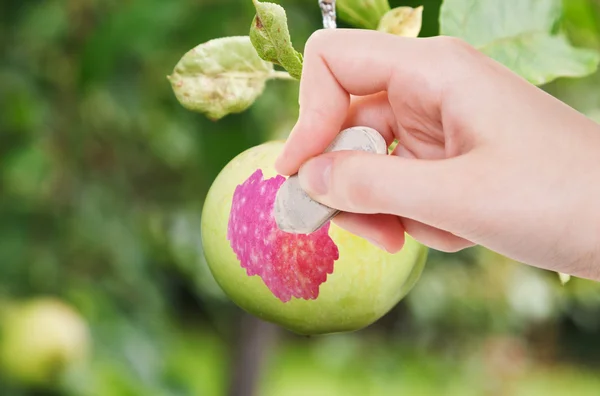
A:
0;297;90;386
201;141;428;335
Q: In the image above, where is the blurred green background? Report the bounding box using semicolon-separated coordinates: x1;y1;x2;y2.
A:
2;0;600;395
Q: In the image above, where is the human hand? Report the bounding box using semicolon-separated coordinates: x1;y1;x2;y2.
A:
274;29;600;280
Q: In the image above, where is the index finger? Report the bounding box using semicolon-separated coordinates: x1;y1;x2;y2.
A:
273;29;440;176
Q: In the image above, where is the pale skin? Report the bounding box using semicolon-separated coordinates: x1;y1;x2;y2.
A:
274;29;600;281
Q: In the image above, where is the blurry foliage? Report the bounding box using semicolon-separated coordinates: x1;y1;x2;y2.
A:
1;0;600;395
545;0;600;121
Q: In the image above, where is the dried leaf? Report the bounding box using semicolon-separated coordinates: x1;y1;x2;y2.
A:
378;6;423;37
250;0;303;80
167;36;274;120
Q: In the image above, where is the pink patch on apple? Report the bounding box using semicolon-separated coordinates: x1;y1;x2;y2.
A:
227;169;339;302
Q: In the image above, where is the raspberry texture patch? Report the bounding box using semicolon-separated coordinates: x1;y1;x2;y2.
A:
227;169;340;302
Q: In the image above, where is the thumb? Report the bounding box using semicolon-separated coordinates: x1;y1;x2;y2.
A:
297;150;475;232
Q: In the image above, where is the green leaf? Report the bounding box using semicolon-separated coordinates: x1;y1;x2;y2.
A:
439;0;600;85
377;6;423;38
167;36;276;121
337;0;391;30
250;0;303;80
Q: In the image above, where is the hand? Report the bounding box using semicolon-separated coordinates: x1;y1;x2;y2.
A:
274;29;600;280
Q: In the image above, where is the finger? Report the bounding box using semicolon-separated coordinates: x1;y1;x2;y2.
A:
391;143;417;159
341;93;397;146
333;211;473;254
274;29;447;176
297;149;480;235
400;218;475;253
332;212;405;253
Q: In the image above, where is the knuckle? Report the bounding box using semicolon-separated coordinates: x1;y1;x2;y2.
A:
416;36;484;98
430;36;482;70
433;35;473;53
301;104;330;124
297;106;335;142
304;29;336;57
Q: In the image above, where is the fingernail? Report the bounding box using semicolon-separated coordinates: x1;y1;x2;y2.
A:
298;157;332;196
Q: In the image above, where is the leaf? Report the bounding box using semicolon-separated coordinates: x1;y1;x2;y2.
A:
250;0;303;80
558;272;571;285
337;0;391;30
167;36;275;121
439;0;600;85
377;6;423;37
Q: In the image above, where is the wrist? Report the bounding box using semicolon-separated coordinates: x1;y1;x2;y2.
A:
563;123;600;280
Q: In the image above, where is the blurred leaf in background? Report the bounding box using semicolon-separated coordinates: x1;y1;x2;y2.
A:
439;0;600;85
544;0;600;122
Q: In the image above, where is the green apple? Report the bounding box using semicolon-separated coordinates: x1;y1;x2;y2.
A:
201;141;428;335
0;297;90;386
